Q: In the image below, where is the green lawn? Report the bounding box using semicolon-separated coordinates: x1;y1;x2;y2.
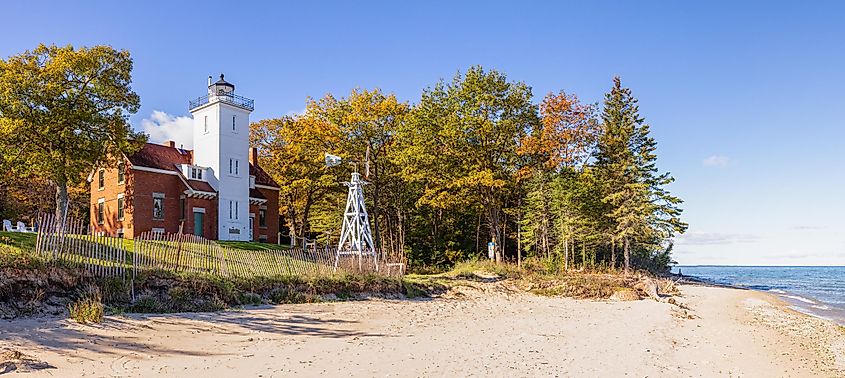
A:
0;231;329;278
218;240;291;250
0;231;36;250
0;231;292;253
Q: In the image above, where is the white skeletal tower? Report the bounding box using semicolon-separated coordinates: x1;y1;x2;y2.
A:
336;172;376;267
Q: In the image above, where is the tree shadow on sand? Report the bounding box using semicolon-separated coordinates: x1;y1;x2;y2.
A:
131;309;387;339
0;307;387;359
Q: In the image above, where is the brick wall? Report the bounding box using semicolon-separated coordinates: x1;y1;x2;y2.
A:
130;170;186;236
90;160;279;243
182;197;218;239
250;186;279;243
89;161;131;237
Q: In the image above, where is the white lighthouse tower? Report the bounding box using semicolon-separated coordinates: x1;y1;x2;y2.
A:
189;74;254;241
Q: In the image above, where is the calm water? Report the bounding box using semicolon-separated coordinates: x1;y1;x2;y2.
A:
672;266;845;325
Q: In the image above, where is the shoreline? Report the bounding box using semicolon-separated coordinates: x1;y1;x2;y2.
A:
672;272;845;327
1;281;844;376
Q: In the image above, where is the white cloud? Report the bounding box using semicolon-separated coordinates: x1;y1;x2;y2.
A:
286;107;307;117
702;155;732;167
140;110;194;149
676;232;759;245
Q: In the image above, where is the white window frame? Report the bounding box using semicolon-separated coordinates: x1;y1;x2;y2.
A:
152;192;165;220
117;193;125;221
97;198;105;225
117;162;125;184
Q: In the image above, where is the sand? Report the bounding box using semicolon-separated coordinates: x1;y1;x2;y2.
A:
1;283;843;377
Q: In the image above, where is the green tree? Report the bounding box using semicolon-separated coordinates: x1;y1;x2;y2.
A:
594;77;686;272
398;66;539;262
0;44;144;222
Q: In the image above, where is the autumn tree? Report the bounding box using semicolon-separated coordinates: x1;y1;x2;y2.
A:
399;66;538;262
0;44;144;222
305;89;410;254
518;91;599;268
249;110;343;243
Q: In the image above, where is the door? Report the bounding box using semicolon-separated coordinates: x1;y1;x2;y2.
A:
193;211;204;237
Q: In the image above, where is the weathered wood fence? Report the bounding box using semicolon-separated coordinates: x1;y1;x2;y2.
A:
33;214;406;281
34;213;128;279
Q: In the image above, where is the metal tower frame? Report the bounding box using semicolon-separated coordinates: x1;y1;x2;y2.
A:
335;172;376;269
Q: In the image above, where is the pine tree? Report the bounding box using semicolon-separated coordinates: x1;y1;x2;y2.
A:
594;77;686;272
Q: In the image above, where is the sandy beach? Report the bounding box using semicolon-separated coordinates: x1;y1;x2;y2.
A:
2;283;844;377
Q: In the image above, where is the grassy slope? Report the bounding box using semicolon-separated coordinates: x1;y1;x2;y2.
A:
1;231;293;252
0;231;36;250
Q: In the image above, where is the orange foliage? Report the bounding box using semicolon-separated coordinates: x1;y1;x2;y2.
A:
519;91;599;174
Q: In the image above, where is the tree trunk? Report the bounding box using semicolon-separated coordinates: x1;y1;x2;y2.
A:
502;211;507;263
623;237;631;274
54;174;69;226
371;159;382;252
517;202;522;269
610;240;616;270
475;213;481;255
485;204;502;264
563;237;569;272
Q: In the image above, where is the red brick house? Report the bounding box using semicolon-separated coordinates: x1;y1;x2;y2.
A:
89;75;280;242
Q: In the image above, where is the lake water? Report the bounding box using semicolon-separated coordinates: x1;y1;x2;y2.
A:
671;266;845;325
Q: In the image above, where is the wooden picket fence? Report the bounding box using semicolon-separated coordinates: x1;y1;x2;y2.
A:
34;213;128;279
133;231;406;278
33;214;407;281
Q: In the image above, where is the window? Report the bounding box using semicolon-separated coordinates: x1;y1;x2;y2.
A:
259;208;267;227
98;169;105;190
117;194;125;220
190;167;203;180
97;198;105;224
229;200;239;220
204;116;208;133
232;115;236;131
153;193;165;220
117;162;125;184
179;196;185;220
229;159;239;175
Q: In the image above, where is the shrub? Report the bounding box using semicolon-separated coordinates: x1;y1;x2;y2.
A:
69;288;104;324
239;292;262;306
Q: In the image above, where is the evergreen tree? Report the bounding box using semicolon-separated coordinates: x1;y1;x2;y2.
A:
594;77;686;272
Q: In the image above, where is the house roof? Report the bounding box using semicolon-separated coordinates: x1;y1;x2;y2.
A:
249;188;266;199
250;163;279;188
128;142;280;189
127;143;191;171
186;179;215;193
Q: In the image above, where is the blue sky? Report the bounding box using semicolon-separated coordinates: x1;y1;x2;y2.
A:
3;1;844;265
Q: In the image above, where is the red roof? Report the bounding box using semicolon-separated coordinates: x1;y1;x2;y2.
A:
128;142;279;189
127;143;191;171
250;163;279;188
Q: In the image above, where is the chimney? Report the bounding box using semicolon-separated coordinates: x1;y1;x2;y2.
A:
165;140;175;148
249;147;259;167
